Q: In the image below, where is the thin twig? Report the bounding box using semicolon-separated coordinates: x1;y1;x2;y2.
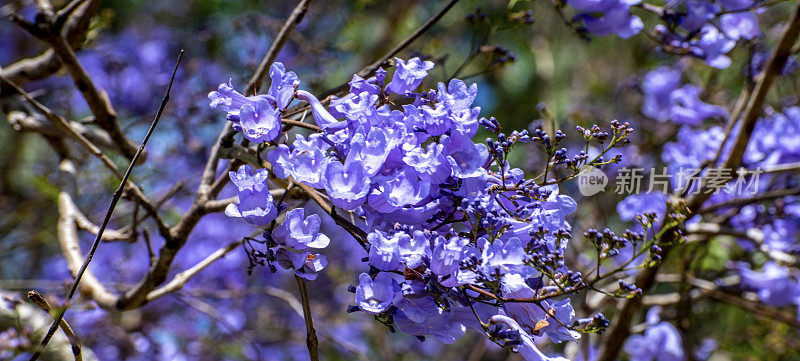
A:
698;187;800;214
29;49;183;361
316;0;463;100
295;275;320;361
27;291;82;361
656;274;800;327
281;118;322;132
246;0;314;96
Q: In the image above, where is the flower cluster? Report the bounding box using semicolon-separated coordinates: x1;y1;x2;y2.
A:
209;58;640;360
641;66;727;125
209;63;298;143
569;0;644;39
631;62;800;341
565;0;765;68
738;261;800;307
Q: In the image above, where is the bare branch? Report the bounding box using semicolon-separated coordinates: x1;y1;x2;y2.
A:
687;222;797;264
317;0;463;100
0;74;171;238
656;274;800;327
0;0;100;89
55;160;119;309
145;239;243;302
698;187;800;214
29;50;183;361
4;109;116;151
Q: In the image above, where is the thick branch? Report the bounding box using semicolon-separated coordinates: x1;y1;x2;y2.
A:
0;0;100;92
4;109;116;151
0;74;171;239
698;187;800;214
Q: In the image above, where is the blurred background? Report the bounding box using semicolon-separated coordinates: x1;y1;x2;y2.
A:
1;0;799;359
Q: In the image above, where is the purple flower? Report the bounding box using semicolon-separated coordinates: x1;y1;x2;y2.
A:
719;0;754;11
669;85;727;125
395;292;440;323
403;144;451;185
577;3;643;39
539;299;579;343
450;107;481;138
268;134;330;189
437;79;478;112
482;237;527;272
393;304;469;344
569;0;636;12
267;62;299;109
348;74;382;97
430;236;468;276
435;79;481;137
225;165;277;226
398;230;431;268
489;315;569;361
275;248;328;280
367;231;402;271
442;132;490;178
617;193;668;222
323;160;371;210
355;272;401;314
272;208;331;250
695;339;718;360
386;57;435;95
642;67;682;121
501;275;579;343
624;307;684;361
680;1;718;32
747;107;800;165
295;89;345;131
368;169;431;212
739;261;800;307
720;12;760;41
501;273;540;326
348;127;395;177
692;24;736;69
209;83;282;142
332;92;382;128
662;126;725;182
